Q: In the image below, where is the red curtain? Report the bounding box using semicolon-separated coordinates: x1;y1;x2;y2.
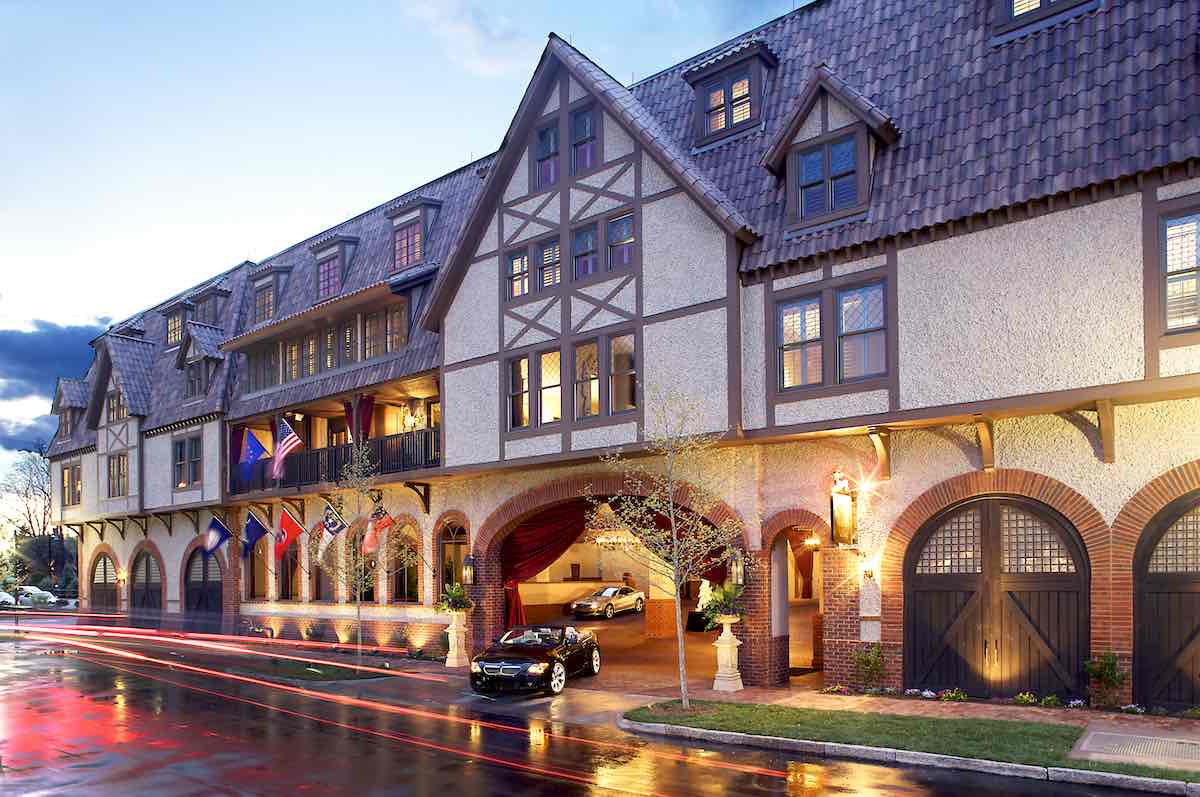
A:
501;501;589;627
342;395;376;441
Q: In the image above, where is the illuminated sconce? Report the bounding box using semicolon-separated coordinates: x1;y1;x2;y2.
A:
830;469;857;546
728;548;745;587
461;554;475;586
116;568;128;586
803;534;822;549
293;412;304;421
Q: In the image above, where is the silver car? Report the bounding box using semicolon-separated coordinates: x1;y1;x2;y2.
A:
572;586;645;619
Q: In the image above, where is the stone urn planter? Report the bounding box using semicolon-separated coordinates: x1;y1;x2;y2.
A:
444;609;470;668
711;613;744;692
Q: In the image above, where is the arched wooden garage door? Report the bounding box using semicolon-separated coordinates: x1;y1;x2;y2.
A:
1135;493;1200;708
184;549;222;633
90;554;118;611
904;497;1089;699
129;551;162;626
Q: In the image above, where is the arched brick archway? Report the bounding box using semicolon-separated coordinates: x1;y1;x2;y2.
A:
431;510;469;604
872;469;1109;690
1112;459;1200;702
467;472;748;651
85;541;122;611
127;538;168;614
179;534;235;632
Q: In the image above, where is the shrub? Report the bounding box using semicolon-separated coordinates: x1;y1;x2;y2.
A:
437;583;474;612
1084;652;1128;709
1120;703;1145;715
701;584;745;630
1039;694;1062;708
852;643;885;690
1181;706;1200;719
1013;691;1038;706
938;688;968;702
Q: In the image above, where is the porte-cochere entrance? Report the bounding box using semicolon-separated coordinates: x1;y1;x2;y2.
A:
904;496;1089;699
1135;492;1200;708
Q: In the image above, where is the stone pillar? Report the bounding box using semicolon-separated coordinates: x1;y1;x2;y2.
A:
738;549;783;686
712;617;744;692
445;610;470;667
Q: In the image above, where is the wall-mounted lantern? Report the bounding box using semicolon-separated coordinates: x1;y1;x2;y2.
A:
830;469;857;546
461;554;475;586
728;549;746;587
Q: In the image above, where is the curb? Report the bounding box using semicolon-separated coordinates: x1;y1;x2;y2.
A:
616;716;1196;795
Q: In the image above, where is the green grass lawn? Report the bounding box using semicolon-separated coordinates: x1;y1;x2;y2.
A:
626;701;1198;783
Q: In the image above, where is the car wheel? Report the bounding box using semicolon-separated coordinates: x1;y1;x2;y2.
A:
547;661;567;695
634;598;644;613
586;647;601;676
604;604;615;619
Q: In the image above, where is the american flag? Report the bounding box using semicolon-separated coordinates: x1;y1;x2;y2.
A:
270;416;303;480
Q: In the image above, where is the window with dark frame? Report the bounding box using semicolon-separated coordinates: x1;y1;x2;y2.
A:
571;107;596;173
508;251;530;298
440;526;468;591
107;453;128;498
342;321;357;364
539;239;561;289
610;334;637;413
317;257;340;298
573;226;598;279
574;341;599;419
254;284;274;323
364;313;383;359
185;361;205;397
702;70;752;137
285;341;300;382
509;357;530;429
323;327;338;371
1163;213;1200;332
539;350;562;424
247;346;279;392
607;214;635;270
535;124;559;188
393;556;419;603
778;297;823;389
303;333;318;377
62;463;81;506
277;545;300;600
248;536;268;599
106;390;128;424
60;410;73;438
797;135;858;221
837;283;887;381
387;302;409;352
194;297;215;326
394;221;423;270
166;312;183;345
173;435;202;489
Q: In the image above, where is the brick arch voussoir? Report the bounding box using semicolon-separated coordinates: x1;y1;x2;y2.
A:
128;537;169;609
879;469;1109;648
85;541;122;604
1112;460;1200;569
761;508;834;551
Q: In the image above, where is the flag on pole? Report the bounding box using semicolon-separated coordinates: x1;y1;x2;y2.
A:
269;416;303;480
316;500;348;560
241;511;270;558
274;506;304;560
362;503;393;555
203;516;232;558
239;430;268;483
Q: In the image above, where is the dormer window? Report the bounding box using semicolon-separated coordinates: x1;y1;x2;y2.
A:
60;409;74;437
992;0;1095;37
166;312;183;345
394;221;423;270
184;361;207;398
535;124;560;188
703;71;751;136
317;257;340;299
254;283;274;323
793;134;865;223
683;39;777;148
571;108;596;173
106;389;128;424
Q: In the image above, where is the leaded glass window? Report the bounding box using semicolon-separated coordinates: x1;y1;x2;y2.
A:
915;508;982;574
1000;506;1075;573
1164;214;1200;331
1148;506;1200;574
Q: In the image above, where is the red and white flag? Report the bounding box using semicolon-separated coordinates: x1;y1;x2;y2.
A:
274;506;305;560
362;503;393;555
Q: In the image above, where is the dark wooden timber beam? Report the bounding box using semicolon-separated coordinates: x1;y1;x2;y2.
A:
1097;399;1116;464
866;427;891;481
974;415;995;472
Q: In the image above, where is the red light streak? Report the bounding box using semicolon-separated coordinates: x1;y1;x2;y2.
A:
23;630;788;781
69;653;672;797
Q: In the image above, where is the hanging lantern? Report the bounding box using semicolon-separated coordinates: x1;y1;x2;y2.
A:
461;554;475;586
729;548;746;587
830;469;857;546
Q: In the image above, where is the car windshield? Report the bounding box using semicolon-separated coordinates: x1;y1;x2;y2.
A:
499;627;562;647
593;587;619;598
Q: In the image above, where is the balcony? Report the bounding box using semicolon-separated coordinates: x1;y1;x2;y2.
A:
230;428;440;495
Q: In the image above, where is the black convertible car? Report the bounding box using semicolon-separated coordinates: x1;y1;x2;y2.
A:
469;625;600;695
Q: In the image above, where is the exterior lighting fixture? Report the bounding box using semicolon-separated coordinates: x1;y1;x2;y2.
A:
729;549;746;587
116;568;128;585
830;469;857;546
461;554;475;586
803;534;821;549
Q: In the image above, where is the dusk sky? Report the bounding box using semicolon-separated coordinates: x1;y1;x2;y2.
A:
0;0;799;470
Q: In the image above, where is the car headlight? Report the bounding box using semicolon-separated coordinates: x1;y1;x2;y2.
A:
470;661;481;673
526;662;549;675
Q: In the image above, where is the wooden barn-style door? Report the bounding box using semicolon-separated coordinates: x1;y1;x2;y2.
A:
1135;494;1200;708
184;549;222;633
904;497;1089;699
90;554;118;611
129;551;162;627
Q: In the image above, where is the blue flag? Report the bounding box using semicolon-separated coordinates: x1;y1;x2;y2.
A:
203;516;233;558
239;430;268;483
242;511;269;558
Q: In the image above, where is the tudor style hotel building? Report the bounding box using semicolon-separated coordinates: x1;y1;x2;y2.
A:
48;0;1200;706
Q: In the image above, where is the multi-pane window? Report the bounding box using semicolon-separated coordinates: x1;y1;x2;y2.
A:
254;285;274;323
440;526;467;591
1009;0;1086;18
323;327;338;371
610;334;637;413
62;463;81;506
915;508;982;575
387;302;409;352
60;410;73;438
798;136;859;221
173;435;201;489
573;226;598;279
539;239;561;289
1164;213;1200;331
509;357;530;429
277;546;301;600
607;214;635;270
393;555;419;603
571;108;596;173
364;313;384;359
317;258;340;298
508;251;530;298
779;297;822;389
247;347;279;392
1148;506;1200;574
574;341;600;419
342;321;358;365
107;453;128;498
535;124;559;188
285;341;300;381
394;221;423;270
194;297;215;326
837;283;886;381
185;362;205;397
166;312;183;345
303;334;318;377
539;350;562;424
703;71;751;136
106;390;128;424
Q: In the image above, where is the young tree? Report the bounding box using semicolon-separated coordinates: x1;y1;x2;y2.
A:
583;389;747;709
1;444;51;540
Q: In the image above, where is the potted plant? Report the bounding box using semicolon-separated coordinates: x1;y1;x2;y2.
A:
438;583;474;668
701;584;745;692
701;584;745;629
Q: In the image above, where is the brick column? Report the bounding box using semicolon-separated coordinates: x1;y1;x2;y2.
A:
739;550;779;686
821;547;873;688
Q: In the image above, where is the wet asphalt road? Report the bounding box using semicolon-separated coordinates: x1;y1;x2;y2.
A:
0;634;1140;797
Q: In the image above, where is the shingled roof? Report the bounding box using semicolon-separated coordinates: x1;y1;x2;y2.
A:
182;321;226;361
52;378;88;412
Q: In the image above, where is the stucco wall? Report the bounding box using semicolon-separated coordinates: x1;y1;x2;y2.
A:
898;192;1144;409
604;112;634;161
775;389;889;427
444;257;499;366
641;192;727;316
642;153;675;197
504;433;561;461
643;307;728;436
571;421;638;451
741;283;767;431
443;361;500;467
503;151;529;203
1161;345;1200;378
143;434;171;508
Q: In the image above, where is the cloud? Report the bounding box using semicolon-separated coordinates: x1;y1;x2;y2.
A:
404;2;541;77
0;414;57;453
0;320;105;403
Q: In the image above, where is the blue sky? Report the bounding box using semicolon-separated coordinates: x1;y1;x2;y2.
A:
0;0;794;464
